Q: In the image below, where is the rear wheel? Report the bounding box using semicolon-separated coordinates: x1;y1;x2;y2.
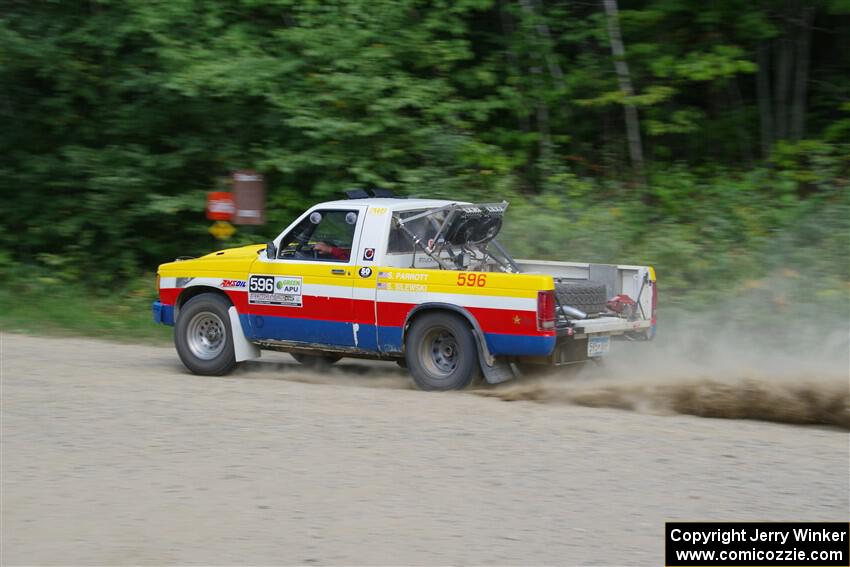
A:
405;312;479;391
291;353;342;367
174;294;236;376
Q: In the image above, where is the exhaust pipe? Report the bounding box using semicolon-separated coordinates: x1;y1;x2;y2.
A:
560;305;587;320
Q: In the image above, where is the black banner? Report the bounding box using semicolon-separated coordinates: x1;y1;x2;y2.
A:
666;522;849;566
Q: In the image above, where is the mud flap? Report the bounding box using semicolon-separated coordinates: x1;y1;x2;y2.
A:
228;307;261;362
480;358;517;384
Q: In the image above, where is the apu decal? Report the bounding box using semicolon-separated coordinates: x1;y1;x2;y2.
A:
358;267;372;278
248;275;303;307
363;248;375;261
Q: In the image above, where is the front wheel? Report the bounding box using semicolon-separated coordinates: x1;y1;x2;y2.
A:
405;312;480;391
174;294;237;376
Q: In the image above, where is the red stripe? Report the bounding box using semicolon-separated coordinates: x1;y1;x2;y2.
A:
377;301;546;335
160;288;550;336
159;288;180;305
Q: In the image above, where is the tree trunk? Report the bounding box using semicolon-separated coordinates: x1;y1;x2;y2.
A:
774;6;794;140
728;78;754;165
520;0;566;90
790;5;813;141
601;0;645;181
516;0;555;172
499;0;532;136
757;41;774;158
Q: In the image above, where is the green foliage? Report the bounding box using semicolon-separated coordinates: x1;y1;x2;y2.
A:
0;0;847;325
502;155;850;312
0;265;170;343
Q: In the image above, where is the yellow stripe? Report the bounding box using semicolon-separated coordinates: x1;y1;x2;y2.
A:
368;267;552;297
648;266;656;281
160;258;556;298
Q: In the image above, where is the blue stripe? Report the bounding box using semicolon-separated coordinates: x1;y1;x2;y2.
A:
244;314;378;351
377;326;404;353
244;314;554;357
485;333;555;356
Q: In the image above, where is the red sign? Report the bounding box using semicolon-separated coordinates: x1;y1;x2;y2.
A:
206;192;235;221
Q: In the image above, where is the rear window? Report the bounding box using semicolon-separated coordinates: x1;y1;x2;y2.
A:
387;210;447;254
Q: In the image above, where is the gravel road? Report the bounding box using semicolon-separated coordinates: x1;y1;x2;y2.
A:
2;333;848;565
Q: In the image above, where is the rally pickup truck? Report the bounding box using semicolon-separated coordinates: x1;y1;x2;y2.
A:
153;194;656;390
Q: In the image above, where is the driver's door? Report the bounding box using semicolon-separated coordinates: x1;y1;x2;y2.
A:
246;206;366;348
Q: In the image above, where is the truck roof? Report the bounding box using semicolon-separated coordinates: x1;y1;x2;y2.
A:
317;197;469;211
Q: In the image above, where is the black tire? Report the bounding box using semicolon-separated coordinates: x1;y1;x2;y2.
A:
405;312;480;391
291;353;342;367
554;280;609;316
174;293;237;376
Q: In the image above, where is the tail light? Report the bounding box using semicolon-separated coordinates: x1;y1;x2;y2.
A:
648;270;658;340
537;290;556;331
651;279;658;325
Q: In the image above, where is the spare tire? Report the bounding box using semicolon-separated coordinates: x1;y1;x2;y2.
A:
554;280;609;316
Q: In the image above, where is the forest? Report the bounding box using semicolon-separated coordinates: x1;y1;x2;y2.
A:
1;0;847;322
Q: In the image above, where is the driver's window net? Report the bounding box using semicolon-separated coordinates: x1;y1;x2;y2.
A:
279;210;358;262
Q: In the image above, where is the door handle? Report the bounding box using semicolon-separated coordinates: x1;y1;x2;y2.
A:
331;269;346;275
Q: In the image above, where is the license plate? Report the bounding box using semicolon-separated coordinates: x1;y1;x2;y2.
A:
587;335;610;357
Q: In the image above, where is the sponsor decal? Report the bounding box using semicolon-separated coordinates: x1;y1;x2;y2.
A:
220;279;246;288
377;271;390;279
248;274;303;307
414;256;437;266
394;272;428;282
390;283;427;292
362;247;375;261
358;267;372;278
377;282;388;290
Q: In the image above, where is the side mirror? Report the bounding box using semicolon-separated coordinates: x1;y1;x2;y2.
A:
266;241;277;259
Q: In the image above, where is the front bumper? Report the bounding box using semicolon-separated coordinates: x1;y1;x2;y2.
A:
152;301;175;326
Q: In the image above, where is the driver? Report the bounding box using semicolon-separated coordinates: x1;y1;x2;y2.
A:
313;241;350;261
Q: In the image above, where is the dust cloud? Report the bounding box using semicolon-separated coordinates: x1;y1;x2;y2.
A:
233;316;849;429
236;357;414;390
478;316;850;430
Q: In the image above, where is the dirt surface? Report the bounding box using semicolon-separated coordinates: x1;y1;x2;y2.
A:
2;333;848;565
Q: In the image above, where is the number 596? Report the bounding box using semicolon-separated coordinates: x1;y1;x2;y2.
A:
457;273;486;287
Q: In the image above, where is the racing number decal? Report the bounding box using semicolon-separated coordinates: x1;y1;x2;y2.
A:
248;274;303;307
249;275;275;293
457;273;487;287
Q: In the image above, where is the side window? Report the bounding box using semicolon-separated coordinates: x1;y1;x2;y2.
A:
278;210;359;262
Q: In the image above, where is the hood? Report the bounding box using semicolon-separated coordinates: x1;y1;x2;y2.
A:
197;244;266;260
158;243;265;275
